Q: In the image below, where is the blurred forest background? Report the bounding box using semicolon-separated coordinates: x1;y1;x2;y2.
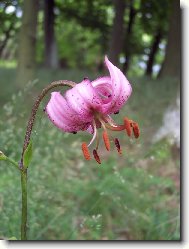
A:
0;0;180;240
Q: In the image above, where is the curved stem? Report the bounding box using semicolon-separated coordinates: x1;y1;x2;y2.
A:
20;80;75;166
20;80;75;240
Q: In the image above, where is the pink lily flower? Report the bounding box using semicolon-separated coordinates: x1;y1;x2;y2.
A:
45;56;140;164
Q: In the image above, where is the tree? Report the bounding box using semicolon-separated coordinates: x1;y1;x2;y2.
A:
16;0;39;85
109;0;126;66
140;0;170;77
44;0;58;69
122;0;137;72
159;0;180;78
0;2;20;58
145;28;162;76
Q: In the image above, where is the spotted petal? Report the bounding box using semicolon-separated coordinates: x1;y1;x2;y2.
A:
46;92;91;133
91;56;132;114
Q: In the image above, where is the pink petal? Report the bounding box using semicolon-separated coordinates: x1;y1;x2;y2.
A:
46;92;91;132
86;125;94;134
91;77;113;104
103;56;132;114
65;78;104;117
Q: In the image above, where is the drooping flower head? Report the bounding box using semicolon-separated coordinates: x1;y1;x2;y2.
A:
45;56;140;164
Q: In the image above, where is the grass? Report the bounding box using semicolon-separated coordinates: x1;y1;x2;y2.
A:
0;68;180;240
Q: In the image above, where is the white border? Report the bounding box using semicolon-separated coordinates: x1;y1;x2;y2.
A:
0;2;187;249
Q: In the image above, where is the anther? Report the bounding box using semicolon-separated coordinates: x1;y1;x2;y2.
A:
72;131;77;134
114;138;122;155
93;149;101;164
102;131;110;151
81;143;91;160
124;117;132;137
132;122;140;138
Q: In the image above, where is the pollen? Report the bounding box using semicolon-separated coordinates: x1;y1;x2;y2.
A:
81;142;91;160
93;149;101;164
102;131;110;151
132;122;140;138
124;117;132;137
114;138;122;155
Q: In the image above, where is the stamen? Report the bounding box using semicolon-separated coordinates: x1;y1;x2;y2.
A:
82;143;91;160
114;138;122;155
102;131;110;151
93;149;101;164
88;122;97;147
124;117;132;137
95;130;100;150
132;122;140;138
104;123;125;131
99;115;125;131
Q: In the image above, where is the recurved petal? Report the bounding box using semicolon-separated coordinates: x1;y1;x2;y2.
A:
46;92;91;132
103;56;132;114
65;78;104;117
91;77;113;104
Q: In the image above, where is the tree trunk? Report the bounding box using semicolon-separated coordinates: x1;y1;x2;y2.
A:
145;28;162;76
0;23;14;57
122;0;136;73
44;0;58;69
109;0;126;66
16;0;39;86
158;0;180;78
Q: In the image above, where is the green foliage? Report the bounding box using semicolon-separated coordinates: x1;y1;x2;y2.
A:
0;70;180;240
140;0;170;33
23;141;33;168
0;0;171;77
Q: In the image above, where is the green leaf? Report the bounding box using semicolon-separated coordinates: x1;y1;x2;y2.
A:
0;151;7;160
23;141;33;168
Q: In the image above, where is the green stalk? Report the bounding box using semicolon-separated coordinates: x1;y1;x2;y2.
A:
19;80;75;240
21;169;27;240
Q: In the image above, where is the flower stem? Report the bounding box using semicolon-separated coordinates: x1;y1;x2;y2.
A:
19;80;75;240
21;169;27;240
20;80;76;166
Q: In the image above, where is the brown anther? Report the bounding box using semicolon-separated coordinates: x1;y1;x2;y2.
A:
102;131;110;151
93;149;101;164
132;122;140;138
81;143;91;160
114;138;122;155
124;117;132;137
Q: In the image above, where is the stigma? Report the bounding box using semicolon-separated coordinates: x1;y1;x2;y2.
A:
81;114;140;164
